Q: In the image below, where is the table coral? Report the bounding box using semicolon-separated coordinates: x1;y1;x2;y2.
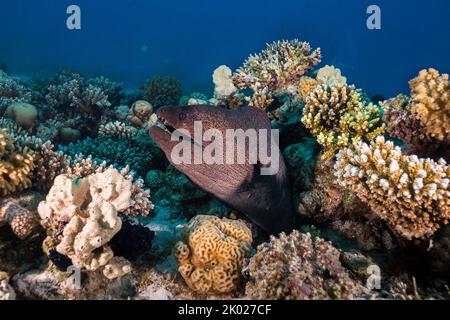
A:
244;230;366;299
334;136;450;240
409;68;450;143
174;215;253;294
301;83;385;159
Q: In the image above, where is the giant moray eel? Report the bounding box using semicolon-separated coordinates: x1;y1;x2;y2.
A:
149;105;294;234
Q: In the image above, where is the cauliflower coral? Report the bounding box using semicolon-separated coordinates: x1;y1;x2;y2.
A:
409;68;449;143
334;136;450;240
174;215;253;294
302;83;385;159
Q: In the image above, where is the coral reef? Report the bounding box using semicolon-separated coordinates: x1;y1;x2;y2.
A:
0;271;16;300
143;76;182;109
244;230;366;299
38;168;153;279
334;136;450;240
409;68;449;143
298;76;319;101
316;65;347;87
45;71;112;114
0;200;38;239
0;128;36;196
127;100;153;127
212;65;237;100
174;215;253;294
233;39;321;109
5;102;37;129
301;83;385;159
0;72;31;113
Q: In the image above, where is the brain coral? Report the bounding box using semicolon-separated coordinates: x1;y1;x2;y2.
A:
244;230;365;299
409;68;450;143
302;83;385;159
174;215;253;294
334;136;450;240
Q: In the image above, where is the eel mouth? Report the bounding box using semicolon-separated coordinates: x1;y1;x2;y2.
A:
151;111;201;148
155;114;176;135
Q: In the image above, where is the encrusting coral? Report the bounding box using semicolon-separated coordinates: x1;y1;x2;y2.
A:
334;136;450;240
409;68;449;143
302;83;385;159
233;39;321;109
174;215;253;294
5;102;38;129
244;230;366;299
38;168;153;279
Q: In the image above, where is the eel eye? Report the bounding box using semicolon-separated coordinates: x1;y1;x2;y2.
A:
179;111;187;121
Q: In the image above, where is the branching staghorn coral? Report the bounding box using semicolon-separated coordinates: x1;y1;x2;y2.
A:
233;39;321;109
409;68;450;143
174;215;253;294
302;83;385;159
244;230;366;300
334;136;450;240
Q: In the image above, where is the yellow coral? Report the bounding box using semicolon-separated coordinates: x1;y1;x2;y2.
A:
0;129;35;195
302;84;385;159
334;136;450;240
174;215;253;294
409;68;450;143
298;76;319;101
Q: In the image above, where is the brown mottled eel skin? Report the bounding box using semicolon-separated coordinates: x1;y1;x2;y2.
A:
149;105;294;234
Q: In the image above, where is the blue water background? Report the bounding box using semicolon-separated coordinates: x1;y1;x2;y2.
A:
0;0;448;98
